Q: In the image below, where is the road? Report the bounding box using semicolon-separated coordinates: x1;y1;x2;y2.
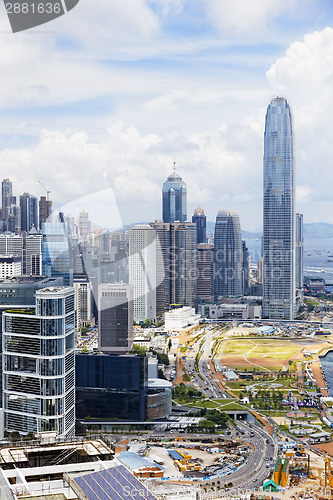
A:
184;327;230;398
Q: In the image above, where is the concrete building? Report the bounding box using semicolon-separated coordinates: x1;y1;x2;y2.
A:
3;286;75;437
73;278;94;329
98;283;133;354
164;306;200;331
0;255;21;278
129;224;157;322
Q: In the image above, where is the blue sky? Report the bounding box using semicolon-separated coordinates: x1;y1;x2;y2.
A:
1;0;333;230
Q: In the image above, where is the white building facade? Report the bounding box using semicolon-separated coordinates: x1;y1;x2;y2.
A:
129;224;156;322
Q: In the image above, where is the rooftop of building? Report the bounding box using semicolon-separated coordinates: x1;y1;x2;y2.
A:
0;276;60;285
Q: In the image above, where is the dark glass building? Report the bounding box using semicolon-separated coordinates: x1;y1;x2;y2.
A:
214;210;243;298
42;219;73;286
20;193;38;232
192;207;206;244
75;353;148;421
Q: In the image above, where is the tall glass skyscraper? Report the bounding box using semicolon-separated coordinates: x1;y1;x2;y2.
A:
42;217;73;286
214;210;243;298
162;168;187;223
263;97;296;320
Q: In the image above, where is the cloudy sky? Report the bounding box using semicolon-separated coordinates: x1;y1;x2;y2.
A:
1;0;333;231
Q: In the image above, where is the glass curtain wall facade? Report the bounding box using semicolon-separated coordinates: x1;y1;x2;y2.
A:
42;220;73;286
162;170;187;223
263;97;296;320
3;287;75;436
214;210;243;298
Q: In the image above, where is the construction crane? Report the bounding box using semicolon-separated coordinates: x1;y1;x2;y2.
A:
38;181;51;201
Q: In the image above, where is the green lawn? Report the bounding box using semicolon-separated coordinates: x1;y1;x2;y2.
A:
219;339;300;360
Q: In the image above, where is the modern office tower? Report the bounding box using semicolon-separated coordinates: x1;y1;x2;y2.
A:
6;202;20;233
78;209;89;241
192;207;207;244
214;210;243;298
39;196;52;228
42;219;73;286
0;234;23;256
0;255;21;278
98;283;133;354
296;212;304;290
20;193;38;232
162;168;187;223
76;353;148;421
263;97;296;320
197;243;214;302
73;278;94;329
148;222;170;317
150;221;197;313
0;276;63;411
25;232;42;275
129;224;157;323
1;178;12;220
257;257;263;285
242;241;251;295
3;286;75;436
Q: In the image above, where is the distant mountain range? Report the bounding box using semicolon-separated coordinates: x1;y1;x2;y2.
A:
207;221;333;239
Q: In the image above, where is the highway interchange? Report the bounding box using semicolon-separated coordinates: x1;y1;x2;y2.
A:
177;324;278;487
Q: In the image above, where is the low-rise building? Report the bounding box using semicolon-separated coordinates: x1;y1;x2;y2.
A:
165;306;200;331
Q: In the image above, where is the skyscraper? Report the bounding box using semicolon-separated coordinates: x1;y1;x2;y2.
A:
214;210;243;298
129;224;156;322
162;167;187;223
39;195;52;229
3;286;75;436
296;213;304;294
42;218;73;286
98;283;133;354
263;97;295;320
1;178;12;221
20;193;38;232
150;221;197;312
192;207;207;244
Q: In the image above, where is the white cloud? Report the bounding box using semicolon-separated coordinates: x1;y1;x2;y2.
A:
266;27;333;223
0;120;263;229
203;0;294;36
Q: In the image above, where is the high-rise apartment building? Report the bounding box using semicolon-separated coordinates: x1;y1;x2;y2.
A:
42;219;73;286
192;207;207;244
98;283;133;354
3;286;75;436
20;193;38;232
162;168;187;223
0;255;21;278
263;97;296;320
214;210;243;298
129;224;156;322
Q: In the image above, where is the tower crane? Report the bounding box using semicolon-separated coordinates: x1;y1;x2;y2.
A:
38;181;51;201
